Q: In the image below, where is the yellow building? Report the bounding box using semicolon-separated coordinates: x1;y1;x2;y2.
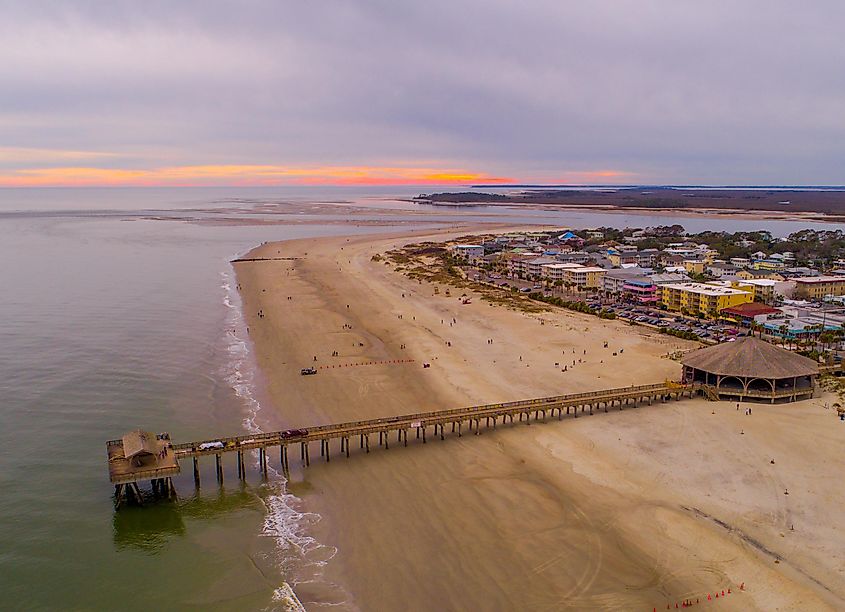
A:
683;260;706;275
564;266;606;289
736;269;784;282
794;276;845;300
752;260;786;271
730;279;775;304
660;282;753;318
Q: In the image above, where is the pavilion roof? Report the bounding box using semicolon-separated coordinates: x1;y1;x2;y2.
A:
681;336;818;379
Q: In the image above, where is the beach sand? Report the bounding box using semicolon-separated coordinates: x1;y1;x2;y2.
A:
235;229;845;611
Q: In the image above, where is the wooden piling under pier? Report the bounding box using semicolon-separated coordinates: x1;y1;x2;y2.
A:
107;382;700;508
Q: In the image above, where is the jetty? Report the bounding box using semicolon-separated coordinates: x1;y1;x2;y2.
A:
107;381;698;508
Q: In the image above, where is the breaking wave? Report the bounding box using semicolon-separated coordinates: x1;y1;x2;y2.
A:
220;262;350;610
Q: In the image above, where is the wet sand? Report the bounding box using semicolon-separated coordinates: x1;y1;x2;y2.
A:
236;228;845;611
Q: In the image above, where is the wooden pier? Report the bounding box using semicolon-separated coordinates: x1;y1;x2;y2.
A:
106;381;699;507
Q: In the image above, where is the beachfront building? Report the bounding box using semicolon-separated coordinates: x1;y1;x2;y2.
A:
682;336;818;403
794;276;845;300
623;278;658;303
604;269;645;295
451;244;485;263
564;266;606;289
719;302;780;325
541;262;582;281
525;256;559;278
660;282;753;318
501;252;536;276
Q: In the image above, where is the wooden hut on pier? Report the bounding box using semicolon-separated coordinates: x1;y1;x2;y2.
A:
107;430;180;507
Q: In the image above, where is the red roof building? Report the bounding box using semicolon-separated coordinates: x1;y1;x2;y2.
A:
720;302;780;322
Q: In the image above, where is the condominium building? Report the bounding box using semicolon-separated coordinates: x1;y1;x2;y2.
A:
793;276;845;300
540;262;583;281
451;244;484;262
660;282;753;318
564;266;606;289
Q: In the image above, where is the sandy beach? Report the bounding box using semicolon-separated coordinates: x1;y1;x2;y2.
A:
235;228;845;611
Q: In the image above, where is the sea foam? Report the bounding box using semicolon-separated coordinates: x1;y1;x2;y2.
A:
220;262;350;610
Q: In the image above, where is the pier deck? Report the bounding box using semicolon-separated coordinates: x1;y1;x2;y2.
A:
106;381;699;506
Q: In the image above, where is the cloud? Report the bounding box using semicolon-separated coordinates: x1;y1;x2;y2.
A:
1;1;844;184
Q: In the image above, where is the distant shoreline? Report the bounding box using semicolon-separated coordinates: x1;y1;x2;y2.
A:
416;188;845;223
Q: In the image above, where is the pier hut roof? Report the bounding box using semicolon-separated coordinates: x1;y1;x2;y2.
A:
681;336;818;379
122;430;157;460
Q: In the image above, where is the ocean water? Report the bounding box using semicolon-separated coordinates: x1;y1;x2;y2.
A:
0;186;841;611
0;193;423;611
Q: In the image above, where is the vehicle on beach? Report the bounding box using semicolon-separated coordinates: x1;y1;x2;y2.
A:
198;441;225;451
280;429;308;439
300;367;317;375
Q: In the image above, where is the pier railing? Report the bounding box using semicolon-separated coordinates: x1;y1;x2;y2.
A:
107;380;701;506
169;381;687;457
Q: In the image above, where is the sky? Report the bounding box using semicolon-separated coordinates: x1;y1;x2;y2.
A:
1;1;844;187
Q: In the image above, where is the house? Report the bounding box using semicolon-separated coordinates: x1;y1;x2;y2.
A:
683;260;706;275
752;259;787;271
730;257;751;268
608;250;640;267
586;230;605;240
737;269;785;282
707;262;739;278
782;267;819;278
660;253;686;267
557;231;585;247
637;249;660;267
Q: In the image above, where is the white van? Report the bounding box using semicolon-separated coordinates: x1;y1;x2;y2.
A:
198;441;224;451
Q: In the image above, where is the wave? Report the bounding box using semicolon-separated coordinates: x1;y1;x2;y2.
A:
219;261;351;610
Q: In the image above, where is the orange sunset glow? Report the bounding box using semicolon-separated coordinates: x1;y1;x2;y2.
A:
0;164;518;187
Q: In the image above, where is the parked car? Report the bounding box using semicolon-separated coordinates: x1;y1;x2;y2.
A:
198;441;225;451
281;429;308;439
300;367;317;375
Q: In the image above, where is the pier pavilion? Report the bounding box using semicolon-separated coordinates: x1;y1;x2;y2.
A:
681;336;818;403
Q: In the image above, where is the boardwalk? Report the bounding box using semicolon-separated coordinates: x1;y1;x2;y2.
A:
107;381;698;507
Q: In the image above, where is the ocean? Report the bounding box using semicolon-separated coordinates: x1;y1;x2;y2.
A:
0;186;840;611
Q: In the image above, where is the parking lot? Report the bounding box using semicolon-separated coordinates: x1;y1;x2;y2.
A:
467;269;743;342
